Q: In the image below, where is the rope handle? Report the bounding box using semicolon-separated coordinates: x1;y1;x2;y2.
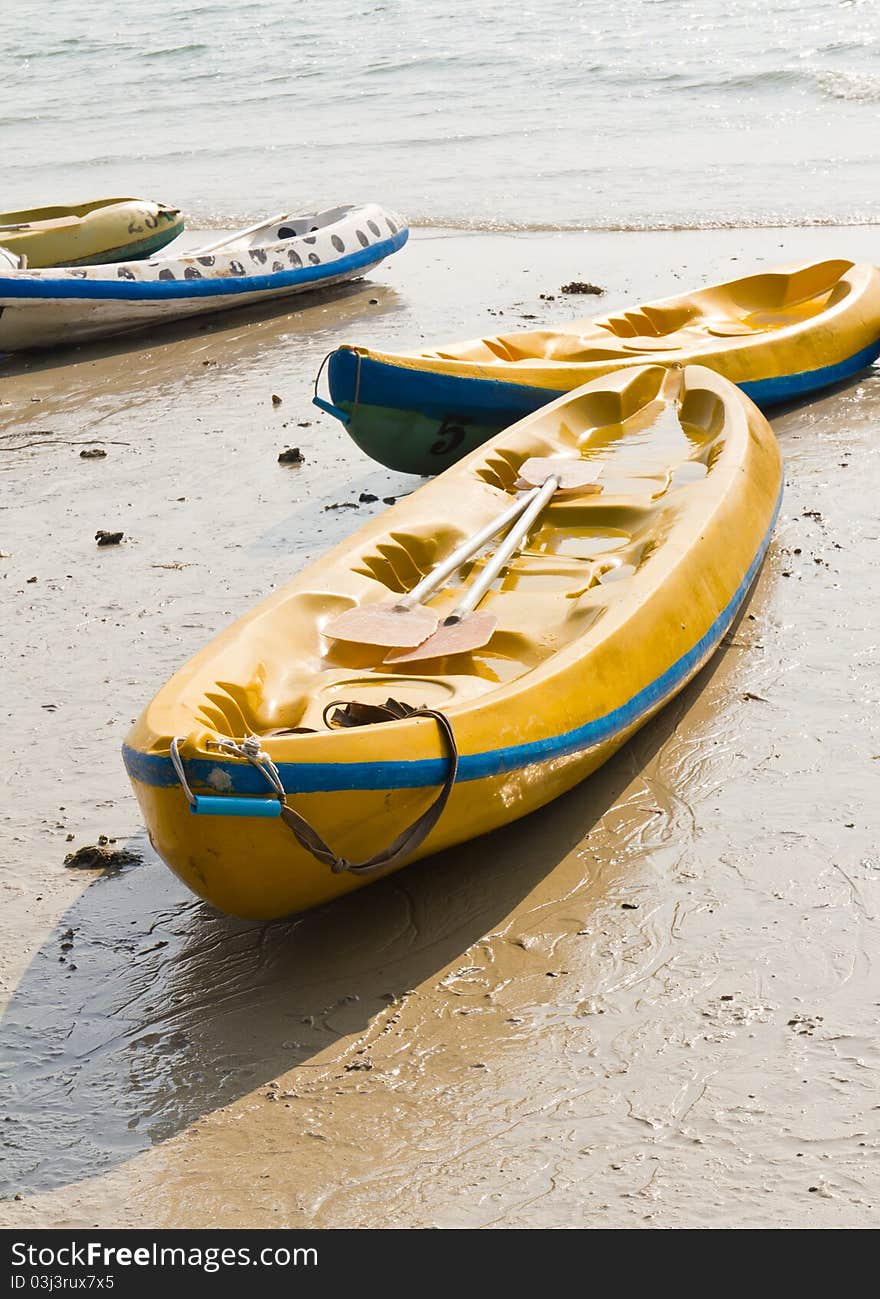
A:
169;703;458;877
281;704;458;875
311;348;362;425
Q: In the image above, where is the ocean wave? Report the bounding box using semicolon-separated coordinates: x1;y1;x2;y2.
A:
422;216;880;233
182;210;880;235
143;43;211;59
815;70;880;102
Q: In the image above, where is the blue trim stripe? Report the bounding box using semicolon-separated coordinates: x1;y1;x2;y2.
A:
329;346;558;422
327;335;880;421
0;231;407;302
122;482;782;797
739;337;880;404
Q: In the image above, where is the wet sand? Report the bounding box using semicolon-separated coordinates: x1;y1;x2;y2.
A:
1;225;879;1229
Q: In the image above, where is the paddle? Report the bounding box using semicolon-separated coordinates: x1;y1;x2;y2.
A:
188;213;292;257
384;460;603;663
0;216;81;232
324;490;541;648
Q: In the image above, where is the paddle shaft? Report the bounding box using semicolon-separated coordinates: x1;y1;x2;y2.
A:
190;212;290;256
398;487;540;610
0;215;81;232
447;476;560;621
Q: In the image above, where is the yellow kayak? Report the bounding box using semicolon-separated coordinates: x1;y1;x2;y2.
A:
0;197;184;267
123;363;782;920
317;258;880;473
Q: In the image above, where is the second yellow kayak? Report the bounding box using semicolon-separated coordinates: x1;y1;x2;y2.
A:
318;257;880;473
0;197;184;267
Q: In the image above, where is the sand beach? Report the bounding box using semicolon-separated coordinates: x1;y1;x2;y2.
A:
1;222;879;1229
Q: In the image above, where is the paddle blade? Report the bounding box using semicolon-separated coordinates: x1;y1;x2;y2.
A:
384;612;498;663
518;457;603;492
324;603;440;648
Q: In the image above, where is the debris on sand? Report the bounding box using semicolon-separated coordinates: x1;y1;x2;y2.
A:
278;447;305;465
324;501;359;511
64;843;141;871
382;496;397;506
95;530;124;546
79;447;107;459
271;393;283;407
561;281;604;295
358;492;378;504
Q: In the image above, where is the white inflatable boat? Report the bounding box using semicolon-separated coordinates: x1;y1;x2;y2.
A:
0;204;407;350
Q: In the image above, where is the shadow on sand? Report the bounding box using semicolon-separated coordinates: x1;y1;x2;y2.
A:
0;640;741;1200
0;279;402;381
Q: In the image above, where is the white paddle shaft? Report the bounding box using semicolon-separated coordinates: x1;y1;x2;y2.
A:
449;476;559;621
398;487;540;610
190;213;290;256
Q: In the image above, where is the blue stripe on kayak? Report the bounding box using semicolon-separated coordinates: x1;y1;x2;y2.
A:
328;346;563;422
739;336;880;404
326;335;880;422
0;230;407;301
121;481;782;797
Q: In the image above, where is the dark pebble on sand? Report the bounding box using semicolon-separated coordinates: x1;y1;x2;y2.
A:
359;492;378;504
271;394;283;406
621;902;639;909
64;843;141;871
278;447;305;465
382;496;397;505
561;281;604;295
79;447;107;459
95;530;123;546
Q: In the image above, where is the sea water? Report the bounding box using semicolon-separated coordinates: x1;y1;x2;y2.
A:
2;0;878;229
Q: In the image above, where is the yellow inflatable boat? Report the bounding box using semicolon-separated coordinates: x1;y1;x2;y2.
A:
124;363;782;920
0;197;183;267
317;258;880;473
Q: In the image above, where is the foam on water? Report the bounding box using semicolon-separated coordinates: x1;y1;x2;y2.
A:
1;0;878;229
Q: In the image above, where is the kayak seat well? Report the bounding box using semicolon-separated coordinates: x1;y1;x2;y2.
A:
352;526;465;593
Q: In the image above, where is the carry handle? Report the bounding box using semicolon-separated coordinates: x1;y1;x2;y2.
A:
170;737;283;819
189;795;282;819
312;350;353;424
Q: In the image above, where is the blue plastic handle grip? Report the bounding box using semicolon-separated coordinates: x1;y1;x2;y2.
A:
190;796;282;819
312;395;350;424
